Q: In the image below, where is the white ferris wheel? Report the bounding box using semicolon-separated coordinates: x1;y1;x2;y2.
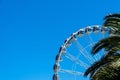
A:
53;25;114;80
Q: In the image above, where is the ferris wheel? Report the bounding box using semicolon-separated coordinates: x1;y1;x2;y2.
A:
53;25;114;80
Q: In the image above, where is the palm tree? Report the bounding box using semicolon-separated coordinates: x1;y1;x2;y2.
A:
84;13;120;80
84;36;120;80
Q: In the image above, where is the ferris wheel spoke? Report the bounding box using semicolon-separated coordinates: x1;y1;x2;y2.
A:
65;52;89;69
60;69;84;76
75;43;92;60
86;34;94;46
74;41;95;63
84;43;92;49
86;34;101;60
72;64;77;80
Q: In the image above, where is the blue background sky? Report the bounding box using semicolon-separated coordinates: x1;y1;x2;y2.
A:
0;0;120;80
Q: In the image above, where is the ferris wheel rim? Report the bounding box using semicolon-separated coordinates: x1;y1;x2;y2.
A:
53;25;114;80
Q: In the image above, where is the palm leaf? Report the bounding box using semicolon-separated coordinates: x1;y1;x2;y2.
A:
84;53;120;78
92;58;120;80
104;17;120;31
104;17;120;27
84;56;110;77
91;36;120;55
104;13;120;20
103;13;120;34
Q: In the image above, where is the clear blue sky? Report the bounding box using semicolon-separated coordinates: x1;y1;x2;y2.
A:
0;0;120;80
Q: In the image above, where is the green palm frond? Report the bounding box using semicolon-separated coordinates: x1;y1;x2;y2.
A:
104;13;120;19
84;56;110;77
92;58;120;80
104;23;120;31
84;53;120;78
104;17;120;29
84;60;103;77
107;45;120;55
103;13;120;34
91;36;120;55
